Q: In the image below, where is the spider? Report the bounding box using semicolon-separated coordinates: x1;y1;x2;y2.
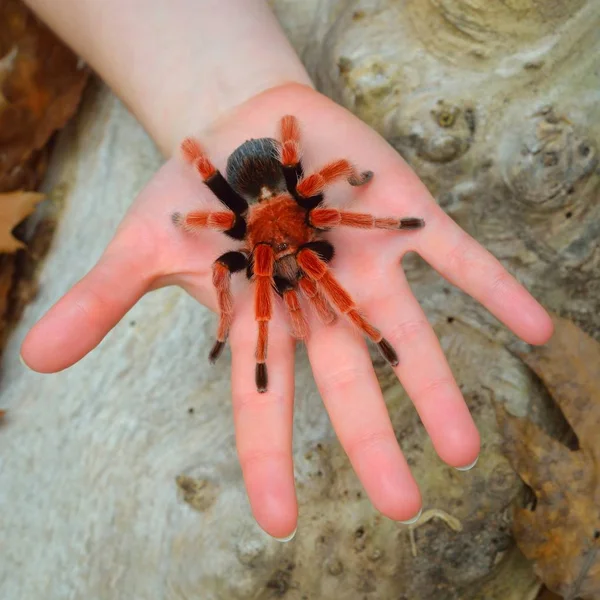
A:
172;115;425;393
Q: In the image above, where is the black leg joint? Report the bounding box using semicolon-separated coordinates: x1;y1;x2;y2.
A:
245;254;254;280
282;163;325;210
296;193;324;211
282;163;304;195
256;363;268;393
216;251;248;273
305;210;331;231
298;240;335;263
223;216;247;240
205;171;249;215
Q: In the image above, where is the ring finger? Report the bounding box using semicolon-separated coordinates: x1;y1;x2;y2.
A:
363;273;480;469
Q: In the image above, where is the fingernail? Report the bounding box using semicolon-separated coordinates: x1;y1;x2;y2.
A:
399;507;422;525
273;528;297;543
455;456;479;472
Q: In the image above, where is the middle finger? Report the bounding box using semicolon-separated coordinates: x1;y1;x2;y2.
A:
229;298;298;539
306;315;422;522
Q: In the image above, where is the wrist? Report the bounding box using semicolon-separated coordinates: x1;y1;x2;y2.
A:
23;0;313;156
135;3;314;156
159;76;314;159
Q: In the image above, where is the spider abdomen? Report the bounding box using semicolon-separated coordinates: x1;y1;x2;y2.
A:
225;138;287;202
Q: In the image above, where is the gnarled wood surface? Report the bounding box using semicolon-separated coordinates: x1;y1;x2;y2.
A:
270;0;600;340
2;1;599;598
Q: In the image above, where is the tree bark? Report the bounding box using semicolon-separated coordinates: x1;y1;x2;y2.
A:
2;0;600;597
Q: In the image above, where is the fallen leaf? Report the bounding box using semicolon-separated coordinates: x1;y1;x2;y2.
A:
500;314;600;600
0;0;88;357
536;588;564;600
0;191;44;252
0;0;89;192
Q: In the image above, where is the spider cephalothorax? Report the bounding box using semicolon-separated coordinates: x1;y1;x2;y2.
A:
172;116;425;392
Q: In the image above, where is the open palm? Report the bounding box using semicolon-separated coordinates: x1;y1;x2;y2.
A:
21;84;553;539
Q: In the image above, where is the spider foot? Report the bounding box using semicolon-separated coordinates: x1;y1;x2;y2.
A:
399;218;425;230
348;170;373;186
209;340;226;363
255;363;268;393
377;338;399;367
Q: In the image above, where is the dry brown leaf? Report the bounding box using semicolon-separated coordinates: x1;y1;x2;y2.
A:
537;588;565;600
0;0;88;356
500;314;600;600
0;0;89;192
0;190;44;252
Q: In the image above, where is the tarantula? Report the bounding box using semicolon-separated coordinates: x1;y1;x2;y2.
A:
172;116;425;393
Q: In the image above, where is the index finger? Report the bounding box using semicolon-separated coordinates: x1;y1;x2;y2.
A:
416;203;553;346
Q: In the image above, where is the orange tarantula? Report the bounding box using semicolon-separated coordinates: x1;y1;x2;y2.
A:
172;116;425;393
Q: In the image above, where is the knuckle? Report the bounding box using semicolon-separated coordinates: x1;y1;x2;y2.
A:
238;447;288;473
72;296;95;324
72;282;111;330
346;428;396;460
486;269;514;302
318;366;368;397
445;235;475;276
233;390;285;416
412;377;456;406
387;318;429;346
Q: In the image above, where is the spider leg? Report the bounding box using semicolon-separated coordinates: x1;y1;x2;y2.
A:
296;246;399;366
253;244;276;393
274;276;309;340
209;251;248;362
180;137;249;217
296;240;337;325
290;157;374;211
297;159;373;199
277;116;371;209
277;115;323;210
171;210;246;239
298;276;337;326
278;115;304;197
308;208;425;232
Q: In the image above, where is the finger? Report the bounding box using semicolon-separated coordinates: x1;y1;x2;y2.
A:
415;205;553;345
229;297;298;540
306;316;422;522
364;274;480;469
20;235;153;373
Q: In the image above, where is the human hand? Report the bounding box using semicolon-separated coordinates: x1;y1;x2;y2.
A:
21;83;553;540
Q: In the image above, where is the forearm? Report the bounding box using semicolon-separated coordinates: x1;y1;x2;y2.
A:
23;0;312;155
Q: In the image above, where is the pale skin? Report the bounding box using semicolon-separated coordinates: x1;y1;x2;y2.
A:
22;0;553;540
